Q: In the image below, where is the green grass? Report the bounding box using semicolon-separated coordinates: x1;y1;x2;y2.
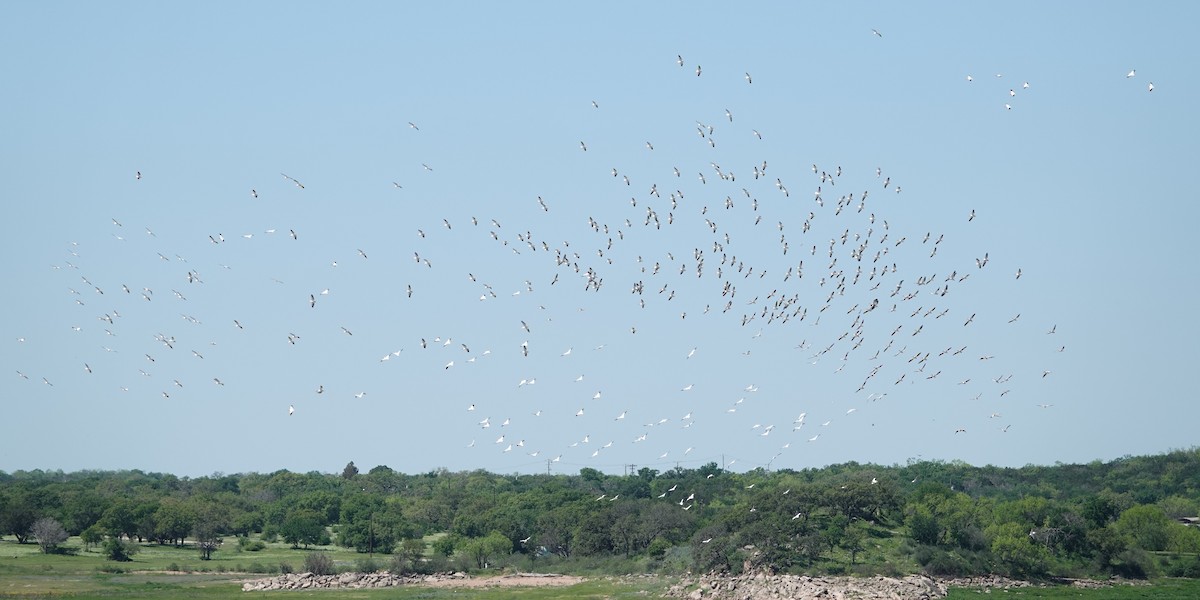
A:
945;579;1200;600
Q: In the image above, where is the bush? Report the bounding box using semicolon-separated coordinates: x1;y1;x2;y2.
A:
104;537;138;562
1165;554;1200;578
280;562;294;574
248;562;269;573
304;552;336;576
356;557;381;573
167;562;180;572
1112;549;1155;579
238;537;266;552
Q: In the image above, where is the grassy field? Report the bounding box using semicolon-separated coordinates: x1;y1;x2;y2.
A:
944;579;1200;600
2;536;1199;599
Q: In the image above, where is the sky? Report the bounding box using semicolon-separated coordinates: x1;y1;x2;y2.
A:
2;2;1197;478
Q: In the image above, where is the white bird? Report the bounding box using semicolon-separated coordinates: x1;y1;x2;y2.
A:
576;408;585;417
1148;82;1154;92
288;405;295;416
1127;69;1136;78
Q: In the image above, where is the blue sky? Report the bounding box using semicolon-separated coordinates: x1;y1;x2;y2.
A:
3;2;1197;477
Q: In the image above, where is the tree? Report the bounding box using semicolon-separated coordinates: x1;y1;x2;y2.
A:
281;509;327;548
841;522;867;565
1115;504;1172;551
191;501;229;560
153;497;195;546
342;461;359;479
462;531;510;569
80;524;105;551
432;532;460;557
0;492;38;544
30;517;68;553
987;522;1050;577
390;538;425;574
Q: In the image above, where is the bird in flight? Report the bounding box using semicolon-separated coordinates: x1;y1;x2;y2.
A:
871;28;883;37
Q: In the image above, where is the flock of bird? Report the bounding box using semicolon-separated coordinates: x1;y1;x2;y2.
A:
13;38;1122;478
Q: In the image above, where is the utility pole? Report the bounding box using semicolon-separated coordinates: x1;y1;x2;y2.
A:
546;459;552;476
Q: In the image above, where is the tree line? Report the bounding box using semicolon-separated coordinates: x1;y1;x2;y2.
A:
2;450;1199;579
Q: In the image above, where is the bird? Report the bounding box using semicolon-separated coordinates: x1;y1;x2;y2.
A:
871;28;882;37
1127;69;1136;78
744;72;752;84
1148;82;1154;92
288;405;295;416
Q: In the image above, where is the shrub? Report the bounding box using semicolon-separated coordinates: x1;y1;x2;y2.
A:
104;537;138;562
279;562;294;574
304;552;335;576
1165;555;1200;578
248;562;269;573
356;557;381;573
1112;549;1155;579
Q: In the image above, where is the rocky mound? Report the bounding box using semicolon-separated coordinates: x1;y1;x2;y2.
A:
241;571;583;592
665;573;949;600
664;573;1135;600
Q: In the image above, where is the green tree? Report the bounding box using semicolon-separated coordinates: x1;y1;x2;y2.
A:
841;522;868;565
281;509;326;548
431;532;460;557
462;531;510;569
153;497;194;546
1116;504;1171;551
191;500;229;560
80;524;105;550
0;492;39;543
390;538;425;574
987;522;1050;577
342;461;359;479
